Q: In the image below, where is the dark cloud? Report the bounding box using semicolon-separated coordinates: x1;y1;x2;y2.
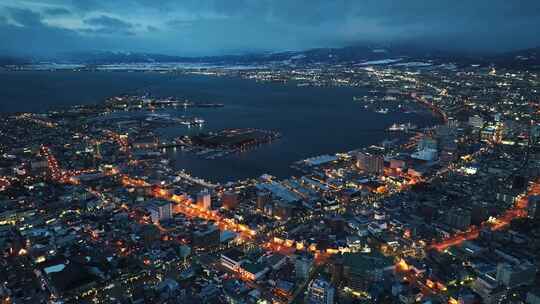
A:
84;15;133;30
82;15;135;35
0;17;82;56
0;0;539;56
44;7;72;16
166;19;194;28
68;0;105;12
6;7;44;27
146;25;159;32
0;7;123;56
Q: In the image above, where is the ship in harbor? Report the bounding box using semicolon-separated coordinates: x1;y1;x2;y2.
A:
145;113;204;126
144;97;224;108
180;116;205;126
387;122;418;131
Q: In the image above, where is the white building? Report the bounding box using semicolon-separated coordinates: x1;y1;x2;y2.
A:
411;148;438;161
469;115;485;129
306;278;335;304
147;201;172;224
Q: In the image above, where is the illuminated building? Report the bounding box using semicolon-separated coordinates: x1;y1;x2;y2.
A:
472;274;506;304
417;137;437;151
531;125;540;147
396;285;422;304
439;141;457;164
36;258;99;302
272;201;294;220
295;255;314;279
221;249;245;272
256;191;272;210
356;152;384;175
196;189;211;210
239;262;268;281
147;200;172;224
220;249;268;281
469;115;485;129
411;148;437;161
222;191;239;209
495;191;518;205
131;136;157;149
306;278;335;304
389;158;406;170
528;195;540;222
30;160;48;172
275;280;294;298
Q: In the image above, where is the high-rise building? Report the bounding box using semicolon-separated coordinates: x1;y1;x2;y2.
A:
147;200;172;224
222;191;239;209
256;191;272;210
306;278;335;304
389;158;406;170
330;256;344;286
356;152;384;175
417;137;437;151
94;141;102;159
471;203;490;225
447;117;459;128
445;208;472;230
411;148;438;161
531;125;540;147
295;255;314;280
197;189;211;210
469;115;485;129
528;195;540;222
273;201;294;220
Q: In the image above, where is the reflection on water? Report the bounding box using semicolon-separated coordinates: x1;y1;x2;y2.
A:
0;71;439;183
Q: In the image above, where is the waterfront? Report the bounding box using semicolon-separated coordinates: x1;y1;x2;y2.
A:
2;63;539;304
0;71;439;182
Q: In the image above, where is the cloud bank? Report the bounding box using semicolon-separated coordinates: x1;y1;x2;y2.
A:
1;0;539;56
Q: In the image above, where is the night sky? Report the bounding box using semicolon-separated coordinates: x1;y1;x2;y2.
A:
1;0;540;56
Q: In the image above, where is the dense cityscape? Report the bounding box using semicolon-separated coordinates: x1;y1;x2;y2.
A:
2;1;540;303
1;61;539;304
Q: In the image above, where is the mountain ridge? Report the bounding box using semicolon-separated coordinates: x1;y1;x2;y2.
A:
2;45;540;69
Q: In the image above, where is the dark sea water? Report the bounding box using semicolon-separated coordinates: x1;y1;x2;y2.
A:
0;71;439;182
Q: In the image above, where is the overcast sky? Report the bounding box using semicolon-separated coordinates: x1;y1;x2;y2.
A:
1;0;540;56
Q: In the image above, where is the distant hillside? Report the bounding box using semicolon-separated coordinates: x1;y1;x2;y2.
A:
48;46;448;65
2;45;540;69
489;47;540;69
0;55;30;66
